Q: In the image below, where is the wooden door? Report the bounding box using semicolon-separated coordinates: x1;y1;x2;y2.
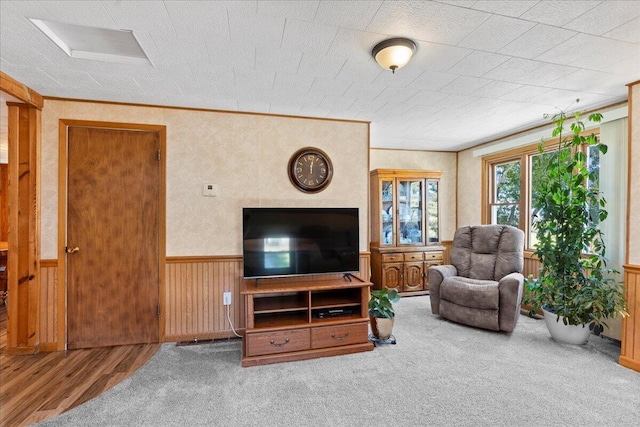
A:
67;126;160;349
381;263;403;291
404;262;424;292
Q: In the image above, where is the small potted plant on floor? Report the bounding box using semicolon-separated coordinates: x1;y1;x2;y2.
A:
524;101;627;344
368;287;400;340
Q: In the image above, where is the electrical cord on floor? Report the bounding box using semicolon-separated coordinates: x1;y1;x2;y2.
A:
226;304;242;338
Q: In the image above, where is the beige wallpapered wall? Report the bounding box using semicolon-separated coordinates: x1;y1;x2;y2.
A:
40;100;370;258
369;149;457;241
630;84;640;265
454;148;482;228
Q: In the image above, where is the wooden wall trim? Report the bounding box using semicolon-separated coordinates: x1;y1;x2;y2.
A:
44;96;369;126
620;264;640;373
6;103;40;354
0;164;8;241
167;255;242;263
39;259;57;268
623;264;640;274
0;71;44;108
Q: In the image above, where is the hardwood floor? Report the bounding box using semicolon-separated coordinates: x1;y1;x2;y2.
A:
0;305;160;426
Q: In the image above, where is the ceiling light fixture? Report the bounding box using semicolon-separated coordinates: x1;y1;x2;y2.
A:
372;38;416;74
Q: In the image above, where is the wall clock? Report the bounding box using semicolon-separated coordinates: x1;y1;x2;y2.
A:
288;147;333;193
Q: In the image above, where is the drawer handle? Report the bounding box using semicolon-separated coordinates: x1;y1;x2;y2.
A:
331;332;350;341
269;338;289;347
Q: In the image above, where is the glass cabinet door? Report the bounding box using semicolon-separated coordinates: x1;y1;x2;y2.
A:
381;180;394;245
398;180;424;245
427;180;439;243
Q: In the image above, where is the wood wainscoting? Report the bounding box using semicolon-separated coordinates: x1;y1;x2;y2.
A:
39;260;58;351
165;253;370;343
37;254;371;349
441;240;452;265
523;251;541;279
164;256;245;342
620;264;640;373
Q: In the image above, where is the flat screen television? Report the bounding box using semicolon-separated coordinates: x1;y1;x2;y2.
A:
242;207;360;279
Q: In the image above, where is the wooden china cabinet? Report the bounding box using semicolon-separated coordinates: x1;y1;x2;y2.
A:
369;169;444;296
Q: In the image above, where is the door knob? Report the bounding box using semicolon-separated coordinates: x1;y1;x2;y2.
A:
66;246;80;254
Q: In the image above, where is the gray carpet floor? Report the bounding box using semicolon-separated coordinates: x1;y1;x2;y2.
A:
38;296;640;426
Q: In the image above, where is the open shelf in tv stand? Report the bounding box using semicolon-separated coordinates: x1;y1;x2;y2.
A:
241;273;374;367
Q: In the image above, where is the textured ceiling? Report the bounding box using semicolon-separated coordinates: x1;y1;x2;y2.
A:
1;0;639;151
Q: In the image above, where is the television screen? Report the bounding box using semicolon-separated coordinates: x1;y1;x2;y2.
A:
242;207;360;278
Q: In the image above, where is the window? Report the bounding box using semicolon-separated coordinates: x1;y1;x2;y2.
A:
490;160;521;227
586;144;603;253
483;130;600;250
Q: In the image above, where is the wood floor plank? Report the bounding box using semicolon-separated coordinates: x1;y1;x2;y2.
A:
0;306;160;426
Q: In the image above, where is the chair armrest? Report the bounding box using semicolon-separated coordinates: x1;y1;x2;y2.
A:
428;265;458;315
498;272;524;332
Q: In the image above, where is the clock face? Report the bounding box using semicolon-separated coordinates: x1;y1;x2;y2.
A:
288;148;333;193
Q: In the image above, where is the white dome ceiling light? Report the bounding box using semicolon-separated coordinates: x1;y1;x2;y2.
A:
372;38;416;74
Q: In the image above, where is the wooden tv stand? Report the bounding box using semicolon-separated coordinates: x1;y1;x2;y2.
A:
241;274;374;367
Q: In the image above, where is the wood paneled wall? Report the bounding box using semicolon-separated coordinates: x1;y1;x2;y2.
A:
38;253;371;348
442;240;452;265
620;264;640;372
523;251;541;279
165;253;371;342
39;260;58;351
165;256;245;342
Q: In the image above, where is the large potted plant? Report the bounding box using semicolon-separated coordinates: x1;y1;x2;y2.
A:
524;103;627;344
368;287;400;340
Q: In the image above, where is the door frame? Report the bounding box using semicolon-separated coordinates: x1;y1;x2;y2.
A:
1;72;43;354
58;119;166;350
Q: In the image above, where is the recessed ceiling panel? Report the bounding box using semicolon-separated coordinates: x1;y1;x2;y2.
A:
29;19;151;65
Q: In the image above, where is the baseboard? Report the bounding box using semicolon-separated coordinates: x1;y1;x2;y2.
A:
164;330;245;343
39;342;60;352
5;345;39;355
619;355;640;373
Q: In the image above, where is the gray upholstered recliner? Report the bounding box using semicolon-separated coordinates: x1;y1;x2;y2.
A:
429;225;524;333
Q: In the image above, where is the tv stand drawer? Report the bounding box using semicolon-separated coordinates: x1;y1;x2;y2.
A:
246;329;310;357
311;323;368;349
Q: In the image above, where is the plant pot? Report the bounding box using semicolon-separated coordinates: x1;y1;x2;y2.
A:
369;315;394;340
542;308;592;345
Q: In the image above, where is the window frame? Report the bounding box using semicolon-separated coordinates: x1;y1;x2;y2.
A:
488;158;523;230
482;129;599;251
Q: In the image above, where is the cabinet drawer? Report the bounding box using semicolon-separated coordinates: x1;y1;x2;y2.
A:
246;329;310;357
404;252;423;261
311;323;369;349
381;253;403;262
424;252;443;260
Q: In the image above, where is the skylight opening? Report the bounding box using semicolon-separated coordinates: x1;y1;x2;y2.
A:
29;19;152;66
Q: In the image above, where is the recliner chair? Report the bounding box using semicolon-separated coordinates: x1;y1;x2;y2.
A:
429;225;524;332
